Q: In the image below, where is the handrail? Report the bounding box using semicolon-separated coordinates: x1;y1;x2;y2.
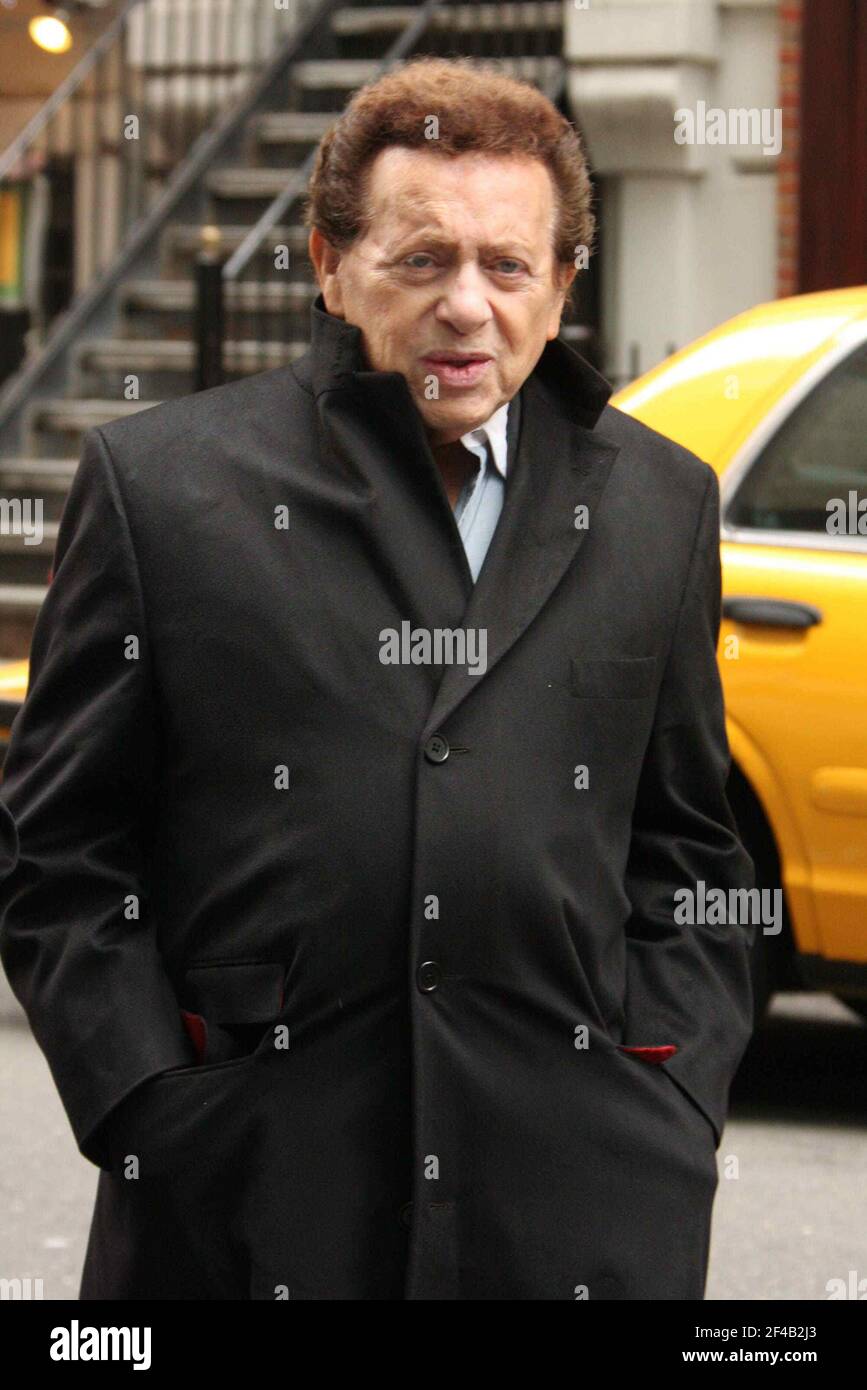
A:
0;0;343;448
223;0;448;282
0;0;145;183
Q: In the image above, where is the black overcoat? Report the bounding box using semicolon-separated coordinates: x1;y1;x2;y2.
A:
0;296;755;1300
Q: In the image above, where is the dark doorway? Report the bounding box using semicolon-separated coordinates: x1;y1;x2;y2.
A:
799;0;867;291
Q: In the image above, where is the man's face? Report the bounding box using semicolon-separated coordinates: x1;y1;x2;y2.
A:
309;148;576;446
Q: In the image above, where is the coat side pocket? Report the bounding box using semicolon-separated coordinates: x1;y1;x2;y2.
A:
176;960;287;1067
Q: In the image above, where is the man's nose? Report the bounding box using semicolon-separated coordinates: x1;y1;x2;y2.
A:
434;267;493;334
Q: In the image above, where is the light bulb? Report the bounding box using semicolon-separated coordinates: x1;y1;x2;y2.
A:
28;11;73;55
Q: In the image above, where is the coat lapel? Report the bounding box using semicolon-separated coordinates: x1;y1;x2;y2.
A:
297;302;474;703
422;360;621;737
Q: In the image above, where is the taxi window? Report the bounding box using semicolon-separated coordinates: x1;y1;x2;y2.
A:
726;339;867;534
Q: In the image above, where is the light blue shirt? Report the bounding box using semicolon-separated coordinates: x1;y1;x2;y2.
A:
452;402;509;582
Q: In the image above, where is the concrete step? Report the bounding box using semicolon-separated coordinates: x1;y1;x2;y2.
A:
206;166;305;201
331;3;562;37
121;279;316;315
77;338;307;375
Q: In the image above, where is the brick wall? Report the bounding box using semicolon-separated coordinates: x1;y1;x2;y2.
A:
776;0;803;298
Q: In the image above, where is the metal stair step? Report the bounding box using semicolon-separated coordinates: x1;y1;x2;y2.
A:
0;584;48;610
331;3;562;36
29;399;162;435
560;324;593;347
471;55;564;83
252;111;337;146
0;523;58;554
121;280;316;314
0;460;77;491
206;166;305;200
78;338;308;373
293;56;560;90
292;59;382;90
162;223;311;265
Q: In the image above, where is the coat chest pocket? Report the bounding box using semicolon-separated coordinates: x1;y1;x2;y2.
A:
569;655;657;700
178;960;287;1068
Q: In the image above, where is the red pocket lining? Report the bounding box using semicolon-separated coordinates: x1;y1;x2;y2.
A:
180;1008;208;1063
616;1044;678;1064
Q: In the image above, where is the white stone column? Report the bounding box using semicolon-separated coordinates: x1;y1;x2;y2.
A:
565;0;780;384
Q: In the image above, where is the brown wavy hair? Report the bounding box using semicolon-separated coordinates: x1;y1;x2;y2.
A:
304;56;595;287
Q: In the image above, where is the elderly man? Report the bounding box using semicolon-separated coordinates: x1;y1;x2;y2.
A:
0;57;755;1301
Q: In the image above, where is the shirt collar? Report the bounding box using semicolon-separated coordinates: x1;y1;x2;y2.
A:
460;401;510;479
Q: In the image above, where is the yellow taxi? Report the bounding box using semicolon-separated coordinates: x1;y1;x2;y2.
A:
614;286;867;1022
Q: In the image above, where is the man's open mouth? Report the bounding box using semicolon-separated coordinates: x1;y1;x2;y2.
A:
421;353;494;388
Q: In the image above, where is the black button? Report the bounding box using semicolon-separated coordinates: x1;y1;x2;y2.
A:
416;960;441;993
416;961;439;995
424;734;449;763
399;1201;413;1229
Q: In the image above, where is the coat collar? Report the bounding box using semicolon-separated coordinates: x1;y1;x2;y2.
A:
302;292;613;431
294;293;622;733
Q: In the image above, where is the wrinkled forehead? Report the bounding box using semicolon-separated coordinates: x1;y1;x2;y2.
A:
362;148;558;250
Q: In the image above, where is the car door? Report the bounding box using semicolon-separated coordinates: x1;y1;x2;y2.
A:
719;327;867;969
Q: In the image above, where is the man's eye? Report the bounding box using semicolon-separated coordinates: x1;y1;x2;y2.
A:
494;259;524;275
404;254;436;269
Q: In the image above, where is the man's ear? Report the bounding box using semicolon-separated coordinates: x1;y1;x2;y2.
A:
546;263;579;340
308;228;345;317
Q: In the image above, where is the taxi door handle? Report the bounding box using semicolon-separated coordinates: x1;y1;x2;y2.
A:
722;597;823;629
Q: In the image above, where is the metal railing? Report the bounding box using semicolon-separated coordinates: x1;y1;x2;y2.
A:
0;0;340;452
196;0;568;389
0;0;318;377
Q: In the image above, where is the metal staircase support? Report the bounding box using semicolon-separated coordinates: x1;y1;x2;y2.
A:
0;0;346;457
